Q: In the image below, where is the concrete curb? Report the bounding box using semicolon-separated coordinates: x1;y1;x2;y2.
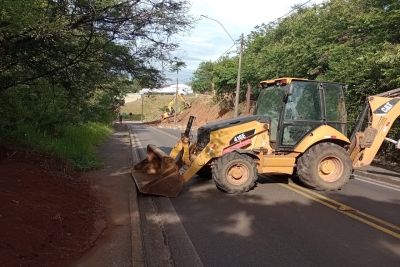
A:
128;127;176;267
128;128;145;267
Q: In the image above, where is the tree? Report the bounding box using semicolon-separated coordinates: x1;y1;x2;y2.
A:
0;0;192;140
191;61;215;93
212;57;239;97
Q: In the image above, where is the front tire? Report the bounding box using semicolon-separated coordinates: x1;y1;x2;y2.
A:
297;143;352;190
212;152;258;194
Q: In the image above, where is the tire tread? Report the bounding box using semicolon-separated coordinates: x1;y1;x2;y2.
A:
297;142;351;191
212;153;257;194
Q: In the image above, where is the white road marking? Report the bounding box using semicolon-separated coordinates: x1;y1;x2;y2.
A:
354;175;400;192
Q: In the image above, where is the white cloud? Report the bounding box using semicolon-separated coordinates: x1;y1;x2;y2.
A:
168;0;326;83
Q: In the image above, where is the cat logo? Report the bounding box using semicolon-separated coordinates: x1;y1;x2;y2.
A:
374;99;400;115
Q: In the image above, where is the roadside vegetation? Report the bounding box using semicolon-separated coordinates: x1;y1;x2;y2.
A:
6;122;112;170
191;0;400;161
0;0;191;169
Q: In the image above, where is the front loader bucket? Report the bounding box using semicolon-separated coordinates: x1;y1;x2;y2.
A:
131;144;183;197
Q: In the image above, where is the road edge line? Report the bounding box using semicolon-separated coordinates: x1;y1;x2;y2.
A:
353;169;400;186
354;175;400;192
129;128;145;267
154;197;204;267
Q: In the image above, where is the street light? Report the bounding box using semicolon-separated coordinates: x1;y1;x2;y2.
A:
200;15;235;43
200;15;243;117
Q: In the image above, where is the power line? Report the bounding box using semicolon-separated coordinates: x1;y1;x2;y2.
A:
264;0;313;28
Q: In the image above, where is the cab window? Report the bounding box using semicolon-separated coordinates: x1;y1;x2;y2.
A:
282;81;321;146
255;87;285;142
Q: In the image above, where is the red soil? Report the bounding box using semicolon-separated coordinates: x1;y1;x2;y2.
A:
0;150;105;267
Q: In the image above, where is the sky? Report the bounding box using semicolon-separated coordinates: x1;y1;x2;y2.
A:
165;0;325;84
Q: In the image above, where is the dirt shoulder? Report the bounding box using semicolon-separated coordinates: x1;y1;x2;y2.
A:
0;123;140;267
73;123;136;267
0;150;105;267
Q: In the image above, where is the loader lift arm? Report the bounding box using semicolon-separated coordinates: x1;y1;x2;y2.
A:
349;88;400;168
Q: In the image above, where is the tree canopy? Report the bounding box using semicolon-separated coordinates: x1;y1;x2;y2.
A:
0;0;191;140
191;0;400;116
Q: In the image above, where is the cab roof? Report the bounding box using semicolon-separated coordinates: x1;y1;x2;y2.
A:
259;77;308;88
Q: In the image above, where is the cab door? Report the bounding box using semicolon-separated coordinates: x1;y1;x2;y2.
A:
277;81;347;151
277;81;323;150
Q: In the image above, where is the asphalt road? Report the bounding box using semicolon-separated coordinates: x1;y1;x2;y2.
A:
129;123;400;267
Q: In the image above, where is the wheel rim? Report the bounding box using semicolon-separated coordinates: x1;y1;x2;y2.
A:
318;156;343;182
226;163;250;186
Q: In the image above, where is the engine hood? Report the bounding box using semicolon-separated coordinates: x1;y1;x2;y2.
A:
198;115;270;132
196;115;270;151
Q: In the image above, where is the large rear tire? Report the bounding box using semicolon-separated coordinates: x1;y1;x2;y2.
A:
297;143;352;191
212;152;258;194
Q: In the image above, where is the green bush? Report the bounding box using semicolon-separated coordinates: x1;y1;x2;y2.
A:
4;122;112;170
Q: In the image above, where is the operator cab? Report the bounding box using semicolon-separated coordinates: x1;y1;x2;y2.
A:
255;78;347;151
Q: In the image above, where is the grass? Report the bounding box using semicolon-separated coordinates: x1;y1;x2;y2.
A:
121;94;197;121
10;122;113;170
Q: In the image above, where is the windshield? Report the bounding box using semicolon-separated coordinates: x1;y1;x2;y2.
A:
255;86;286;141
284;81;321;121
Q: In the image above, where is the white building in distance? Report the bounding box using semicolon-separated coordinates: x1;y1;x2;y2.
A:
139;83;193;95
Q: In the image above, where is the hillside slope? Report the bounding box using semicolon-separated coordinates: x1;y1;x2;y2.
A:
161;95;229;127
121;93;248;128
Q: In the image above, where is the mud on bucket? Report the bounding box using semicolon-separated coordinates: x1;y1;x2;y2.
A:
131;144;183;197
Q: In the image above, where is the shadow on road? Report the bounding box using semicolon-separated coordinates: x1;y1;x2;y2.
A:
129;122;400;266
166;180;400;266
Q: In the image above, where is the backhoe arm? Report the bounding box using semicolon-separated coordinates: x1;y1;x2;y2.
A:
167;95;176;113
350;88;400;168
177;93;191;108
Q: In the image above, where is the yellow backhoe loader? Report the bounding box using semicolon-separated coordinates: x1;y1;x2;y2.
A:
161;93;191;120
132;78;400;197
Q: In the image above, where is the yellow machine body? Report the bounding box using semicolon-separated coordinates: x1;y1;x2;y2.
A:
350;91;400;167
132;78;400;197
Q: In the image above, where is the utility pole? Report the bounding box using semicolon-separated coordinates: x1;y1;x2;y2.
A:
200;15;243;118
174;70;178;128
234;33;244;117
171;59;185;129
141;94;144;122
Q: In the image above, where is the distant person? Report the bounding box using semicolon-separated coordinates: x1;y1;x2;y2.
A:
119;114;122;124
129;112;133;120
